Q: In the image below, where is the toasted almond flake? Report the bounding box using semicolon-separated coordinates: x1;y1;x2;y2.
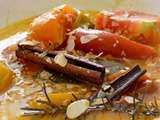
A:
67;29;76;36
121;50;126;57
19;40;40;46
67;28;71;32
96;52;103;58
38;51;48;58
45;57;52;64
39;70;52;80
124;96;139;104
113;40;119;47
87;70;90;74
66;99;90;119
102;83;111;91
80;34;98;44
144;79;153;86
116;40;119;44
66;35;76;51
113;43;117;48
102;10;114;16
98;38;103;41
122;11;129;18
124;67;130;70
91;87;98;91
90;98;108;106
54;53;68;67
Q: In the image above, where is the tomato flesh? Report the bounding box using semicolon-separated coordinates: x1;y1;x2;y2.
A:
73;28;157;60
95;10;160;45
27;5;77;50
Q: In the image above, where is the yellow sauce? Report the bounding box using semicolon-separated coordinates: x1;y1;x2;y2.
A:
0;17;34;40
0;17;160;120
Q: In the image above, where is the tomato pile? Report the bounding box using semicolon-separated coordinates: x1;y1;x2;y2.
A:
27;5;160;60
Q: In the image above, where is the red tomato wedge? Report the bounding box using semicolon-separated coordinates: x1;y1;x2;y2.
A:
72;28;157;60
27;5;77;50
95;10;160;45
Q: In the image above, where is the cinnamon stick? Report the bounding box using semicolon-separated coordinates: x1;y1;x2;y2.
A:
18;44;105;73
16;49;103;84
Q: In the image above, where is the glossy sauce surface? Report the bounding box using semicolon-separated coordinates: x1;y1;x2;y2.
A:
0;17;160;120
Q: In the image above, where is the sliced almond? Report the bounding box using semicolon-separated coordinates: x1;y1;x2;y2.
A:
90;98;108;106
66;35;76;51
124;96;139;104
19;40;40;46
54;53;68;67
66;99;90;119
80;34;98;44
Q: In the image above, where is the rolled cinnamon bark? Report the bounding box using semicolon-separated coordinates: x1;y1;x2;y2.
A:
18;44;105;73
16;48;103;84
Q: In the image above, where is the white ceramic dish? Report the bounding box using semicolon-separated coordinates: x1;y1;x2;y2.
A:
0;0;160;28
0;1;160;120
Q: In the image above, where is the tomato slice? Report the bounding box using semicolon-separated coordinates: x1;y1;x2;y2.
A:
27;5;78;50
72;28;157;60
95;10;160;45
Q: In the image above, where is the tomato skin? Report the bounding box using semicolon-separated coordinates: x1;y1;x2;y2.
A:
27;5;77;50
95;10;160;45
73;28;157;60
